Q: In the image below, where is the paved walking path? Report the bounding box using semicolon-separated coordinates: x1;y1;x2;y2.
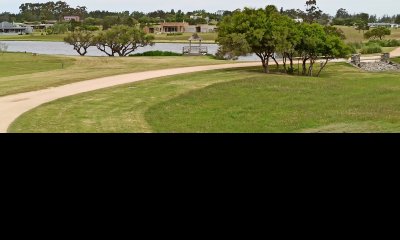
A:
390;47;400;57
0;62;259;133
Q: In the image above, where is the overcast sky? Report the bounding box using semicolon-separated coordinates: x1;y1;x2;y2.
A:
1;0;399;16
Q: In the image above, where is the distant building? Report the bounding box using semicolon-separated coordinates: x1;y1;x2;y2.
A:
64;16;81;22
190;15;202;20
24;22;54;30
143;25;162;34
160;22;189;33
216;10;226;16
144;22;217;34
0;22;33;35
294;18;303;23
186;24;217;33
368;23;399;28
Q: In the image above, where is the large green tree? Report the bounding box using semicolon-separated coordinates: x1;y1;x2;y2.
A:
64;30;94;56
217;6;292;73
364;27;391;40
94;25;154;57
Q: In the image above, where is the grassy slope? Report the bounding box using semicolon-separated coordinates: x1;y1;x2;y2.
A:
336;26;400;43
0;33;66;42
0;52;228;96
392;57;400;63
10;63;400;133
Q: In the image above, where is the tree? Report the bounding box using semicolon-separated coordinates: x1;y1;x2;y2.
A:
0;42;8;55
395;15;400;24
296;23;326;76
317;34;351;77
47;23;69;34
304;0;322;23
94;25;154;57
355;20;369;33
335;8;349;19
324;26;346;40
64;30;94;56
279;21;302;73
217;6;288;73
364;27;391;40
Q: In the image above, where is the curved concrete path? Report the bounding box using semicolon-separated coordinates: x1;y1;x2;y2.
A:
390;47;400;57
0;62;260;133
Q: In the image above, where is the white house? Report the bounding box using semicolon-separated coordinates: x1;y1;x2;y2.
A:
294;18;303;23
64;16;81;22
368;23;399;28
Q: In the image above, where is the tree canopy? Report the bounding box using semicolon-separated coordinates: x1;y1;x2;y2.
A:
364;27;392;40
217;6;351;77
94;25;154;57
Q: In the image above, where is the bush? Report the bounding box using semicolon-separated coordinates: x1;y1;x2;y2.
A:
367;39;400;47
348;42;363;49
166;33;183;36
360;43;383;54
347;45;358;54
129;51;182;56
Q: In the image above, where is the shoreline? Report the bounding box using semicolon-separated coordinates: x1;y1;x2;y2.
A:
0;38;217;44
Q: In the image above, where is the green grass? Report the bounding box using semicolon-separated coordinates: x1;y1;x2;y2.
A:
0;52;74;77
0;52;229;97
0;33;66;42
336;26;400;43
392;57;400;64
151;33;217;43
9;63;400;133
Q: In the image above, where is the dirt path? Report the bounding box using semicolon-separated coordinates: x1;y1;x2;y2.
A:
390;47;400;57
0;62;260;133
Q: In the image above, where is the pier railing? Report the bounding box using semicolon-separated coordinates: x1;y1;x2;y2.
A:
182;46;208;55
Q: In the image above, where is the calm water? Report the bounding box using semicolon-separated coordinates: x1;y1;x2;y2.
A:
1;41;259;61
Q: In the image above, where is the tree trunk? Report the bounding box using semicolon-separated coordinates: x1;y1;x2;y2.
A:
316;58;329;77
272;55;279;70
302;58;308;75
308;59;315;76
283;55;287;73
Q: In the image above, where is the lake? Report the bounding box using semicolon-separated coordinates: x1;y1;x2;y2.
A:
1;41;259;61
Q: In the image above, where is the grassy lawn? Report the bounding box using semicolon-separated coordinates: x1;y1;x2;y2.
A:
151;33;217;43
336;26;400;42
0;33;66;42
9;63;400;133
0;52;228;96
0;52;74;78
392;57;400;63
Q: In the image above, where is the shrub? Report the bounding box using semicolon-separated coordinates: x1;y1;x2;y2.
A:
368;39;400;47
130;51;182;56
360;43;382;54
347;44;358;54
166;33;183;36
348;42;363;49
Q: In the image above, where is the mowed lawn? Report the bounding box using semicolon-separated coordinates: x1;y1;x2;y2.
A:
9;63;400;133
0;33;66;42
0;52;228;96
151;33;217;43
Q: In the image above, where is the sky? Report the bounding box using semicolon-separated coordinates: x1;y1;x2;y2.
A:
1;0;399;17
